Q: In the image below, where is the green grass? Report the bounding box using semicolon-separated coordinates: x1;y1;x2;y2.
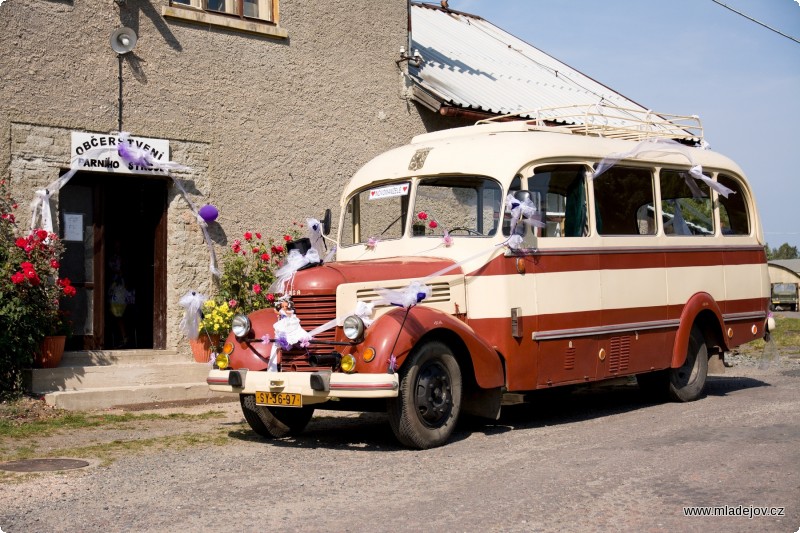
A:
772;316;800;349
0;408;225;439
0;430;235;469
744;316;800;353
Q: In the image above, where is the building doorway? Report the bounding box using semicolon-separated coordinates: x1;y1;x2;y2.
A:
59;173;167;350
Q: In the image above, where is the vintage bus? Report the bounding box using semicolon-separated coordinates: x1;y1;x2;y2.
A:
208;106;773;449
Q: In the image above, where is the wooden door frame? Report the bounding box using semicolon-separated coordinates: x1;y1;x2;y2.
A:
152;183;167;349
91;184;105;349
81;176;167;349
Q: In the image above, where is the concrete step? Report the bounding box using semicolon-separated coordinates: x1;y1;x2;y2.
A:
26;349;226;411
27;361;212;393
60;349;189;366
43;383;231;411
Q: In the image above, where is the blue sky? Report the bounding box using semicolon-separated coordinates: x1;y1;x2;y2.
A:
448;0;800;250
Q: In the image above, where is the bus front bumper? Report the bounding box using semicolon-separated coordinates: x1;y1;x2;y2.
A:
207;369;399;404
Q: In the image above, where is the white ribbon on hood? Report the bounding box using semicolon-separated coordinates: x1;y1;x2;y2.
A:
269;248;321;294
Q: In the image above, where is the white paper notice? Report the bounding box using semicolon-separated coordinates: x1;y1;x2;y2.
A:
63;213;83;242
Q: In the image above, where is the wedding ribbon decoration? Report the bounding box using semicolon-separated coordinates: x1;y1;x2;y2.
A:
279;199;527;345
267;312;311;371
269;247;321;294
306;217;326;257
505;193;545;233
169;177;220;277
442;230;453;247
592;138;735;198
304;243;507;341
30;162;97;232
28;132;221;276
305;300;375;339
375;280;432;308
112;133;221;276
30;189;54;233
324;245;337;263
501;193;545;251
178;290;207;340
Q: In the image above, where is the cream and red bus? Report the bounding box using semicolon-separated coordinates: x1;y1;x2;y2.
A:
208;106;772;449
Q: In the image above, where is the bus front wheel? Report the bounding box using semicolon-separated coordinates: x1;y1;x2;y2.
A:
388;341;462;449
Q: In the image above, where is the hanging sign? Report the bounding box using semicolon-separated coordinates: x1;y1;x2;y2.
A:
70;132;170;175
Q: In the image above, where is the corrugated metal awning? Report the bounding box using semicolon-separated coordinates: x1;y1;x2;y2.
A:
409;3;649;121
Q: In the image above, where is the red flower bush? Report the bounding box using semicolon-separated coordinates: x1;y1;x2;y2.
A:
217;228;300;315
1;178;75;398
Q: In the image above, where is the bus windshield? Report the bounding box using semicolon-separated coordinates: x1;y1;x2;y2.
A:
340;176;503;246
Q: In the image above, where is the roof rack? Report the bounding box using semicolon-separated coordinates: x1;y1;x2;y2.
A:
476;104;704;144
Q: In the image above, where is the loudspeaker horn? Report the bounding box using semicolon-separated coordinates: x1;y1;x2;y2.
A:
110;27;138;54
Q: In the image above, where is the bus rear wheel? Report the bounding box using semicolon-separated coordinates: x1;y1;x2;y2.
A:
388;341;462;449
240;394;315;438
668;325;708;402
637;325;708;402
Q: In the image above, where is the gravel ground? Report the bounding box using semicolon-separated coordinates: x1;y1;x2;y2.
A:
1;348;798;533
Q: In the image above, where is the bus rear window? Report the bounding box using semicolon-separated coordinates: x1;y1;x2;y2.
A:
718;174;750;236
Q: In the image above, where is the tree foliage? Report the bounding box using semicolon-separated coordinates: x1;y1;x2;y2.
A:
766;242;799;261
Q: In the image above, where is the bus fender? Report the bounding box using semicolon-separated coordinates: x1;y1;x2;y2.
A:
671;292;725;368
361;306;505;389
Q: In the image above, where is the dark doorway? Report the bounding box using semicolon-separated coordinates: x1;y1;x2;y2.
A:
59;173;167;350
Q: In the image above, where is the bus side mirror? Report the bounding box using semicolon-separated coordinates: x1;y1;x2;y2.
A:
322;209;332;236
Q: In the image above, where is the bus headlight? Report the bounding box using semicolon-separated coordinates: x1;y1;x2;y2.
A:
342;315;365;341
231;315;251;338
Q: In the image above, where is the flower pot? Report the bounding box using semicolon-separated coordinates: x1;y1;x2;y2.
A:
190;334;219;363
412;225;426;236
36;335;66;368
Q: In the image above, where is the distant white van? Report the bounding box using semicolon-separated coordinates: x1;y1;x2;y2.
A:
209;105;773;448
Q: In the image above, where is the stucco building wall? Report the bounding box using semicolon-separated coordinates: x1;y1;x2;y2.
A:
0;0;439;350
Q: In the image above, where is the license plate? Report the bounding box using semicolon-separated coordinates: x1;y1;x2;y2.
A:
255;391;302;407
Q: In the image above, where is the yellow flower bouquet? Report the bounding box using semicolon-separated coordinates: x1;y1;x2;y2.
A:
198;299;234;338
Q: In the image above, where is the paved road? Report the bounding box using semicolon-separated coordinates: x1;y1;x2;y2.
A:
1;357;798;532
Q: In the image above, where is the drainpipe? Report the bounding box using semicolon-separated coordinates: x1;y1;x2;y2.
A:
407;0;412;59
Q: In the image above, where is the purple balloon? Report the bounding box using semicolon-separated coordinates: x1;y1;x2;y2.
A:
198;204;219;223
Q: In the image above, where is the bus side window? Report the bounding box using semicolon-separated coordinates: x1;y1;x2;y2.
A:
718;174;750;236
530;165;588;238
660;169;713;236
593;166;655;236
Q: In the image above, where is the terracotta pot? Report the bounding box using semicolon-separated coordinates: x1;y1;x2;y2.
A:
190;334;219;363
36;335;66;368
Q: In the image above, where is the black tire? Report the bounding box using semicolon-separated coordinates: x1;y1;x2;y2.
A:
239;394;315;439
668;325;708;402
637;325;708;402
387;341;462;449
